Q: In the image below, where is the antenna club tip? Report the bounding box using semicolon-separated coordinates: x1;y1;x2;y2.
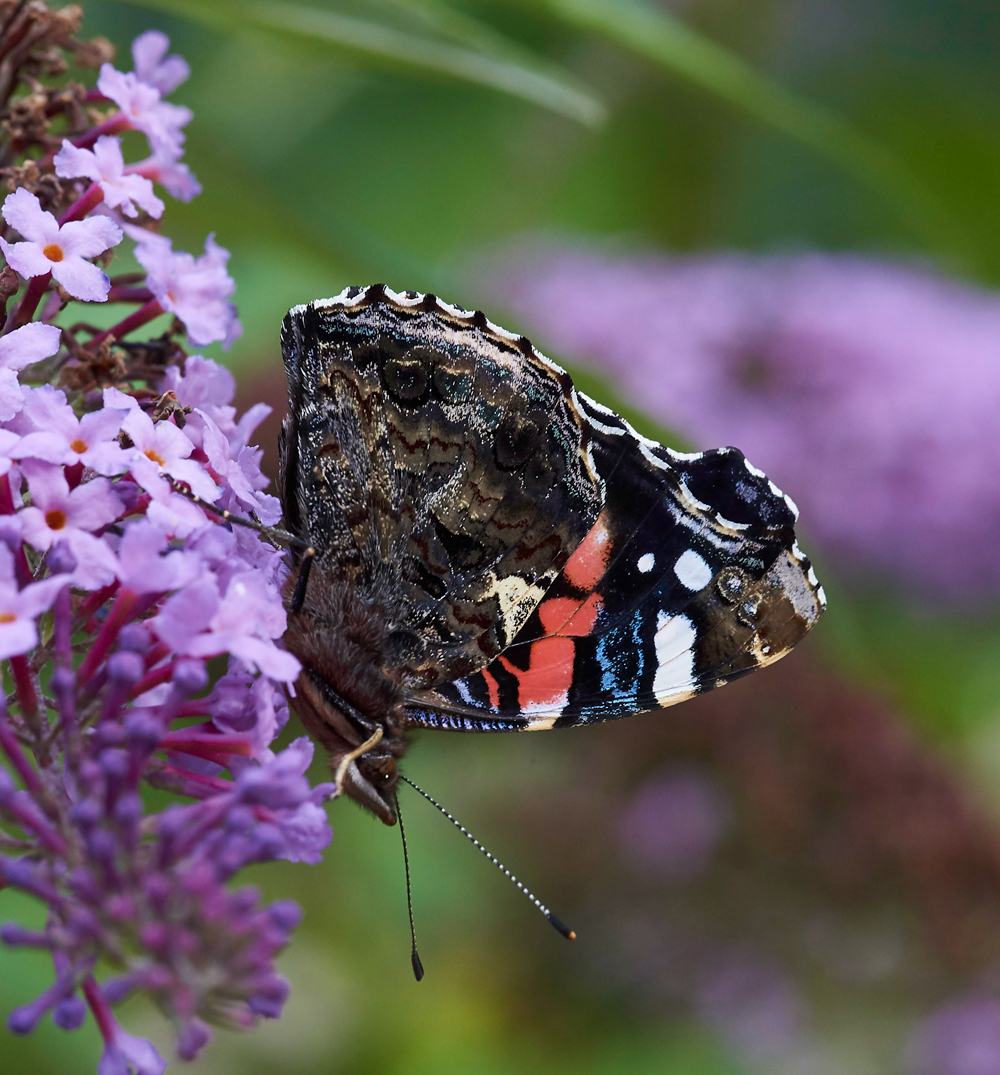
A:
547;913;577;941
411;950;425;982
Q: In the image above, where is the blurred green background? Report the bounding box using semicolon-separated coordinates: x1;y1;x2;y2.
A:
6;0;1000;1071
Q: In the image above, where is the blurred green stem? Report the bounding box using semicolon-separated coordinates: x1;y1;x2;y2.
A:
106;0;606;126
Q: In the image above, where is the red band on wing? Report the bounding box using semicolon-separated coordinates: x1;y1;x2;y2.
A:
538;592;602;636
562;512;612;590
498;637;575;711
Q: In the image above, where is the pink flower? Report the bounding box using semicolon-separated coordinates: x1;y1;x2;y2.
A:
234;739;334;865
113;518;200;595
126;150;201;202
0;322;61;421
0;543;66;659
133;233;241;348
13;384;132;473
96;64;192;159
199;409;280;524
0;188;122;301
105;386;218;502
0;321;61;371
131;30;189;95
20;461;122;590
97;1024;166;1075
55;136;164;219
152;568;299;681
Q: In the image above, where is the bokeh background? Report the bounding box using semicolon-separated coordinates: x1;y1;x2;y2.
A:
6;0;1000;1071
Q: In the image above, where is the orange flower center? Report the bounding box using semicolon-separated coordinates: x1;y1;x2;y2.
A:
0;612;15;624
70;438;88;454
144;449;166;466
43;243;64;263
45;509;67;530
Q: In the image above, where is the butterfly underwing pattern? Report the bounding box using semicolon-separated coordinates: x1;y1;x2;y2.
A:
278;284;825;825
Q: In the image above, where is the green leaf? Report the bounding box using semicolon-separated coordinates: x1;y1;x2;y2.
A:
106;0;606;126
535;0;963;255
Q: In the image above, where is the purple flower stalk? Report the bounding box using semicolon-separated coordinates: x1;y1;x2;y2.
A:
488;245;1000;602
0;8;332;1070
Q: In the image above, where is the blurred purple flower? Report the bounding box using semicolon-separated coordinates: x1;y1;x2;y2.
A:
127;150;201;203
0;188;122;301
695;949;806;1062
619;767;730;881
55;136;164;219
489;247;1000;600
133;233;241;348
131;30;189;95
907;995;1000;1075
0;543;64;658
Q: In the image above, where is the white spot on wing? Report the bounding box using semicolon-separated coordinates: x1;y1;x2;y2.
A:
637;552;655;574
744;458;766;479
653;613;697;702
674;549;713;591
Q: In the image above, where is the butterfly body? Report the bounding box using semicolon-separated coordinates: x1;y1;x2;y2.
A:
278;285;825;824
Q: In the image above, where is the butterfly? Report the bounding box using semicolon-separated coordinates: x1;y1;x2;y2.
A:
278;284;825;826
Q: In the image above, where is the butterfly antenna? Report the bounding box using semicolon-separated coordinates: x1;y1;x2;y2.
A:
394;791;425;981
398;775;576;941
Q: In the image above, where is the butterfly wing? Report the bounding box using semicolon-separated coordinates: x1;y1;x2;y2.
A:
279;286;824;732
280;287;604;687
402;395;826;730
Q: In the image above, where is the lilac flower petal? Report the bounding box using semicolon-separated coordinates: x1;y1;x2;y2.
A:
50;257;111;302
115;518;200;594
57;216;122;259
0;371;24;423
152;577;220;648
1;237;54;279
1;187;58;244
145;493;211;538
131;30;190;95
0;322;61;372
232;402;271;451
53;139;103;182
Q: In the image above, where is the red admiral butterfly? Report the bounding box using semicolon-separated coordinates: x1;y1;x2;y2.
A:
279;284;825;827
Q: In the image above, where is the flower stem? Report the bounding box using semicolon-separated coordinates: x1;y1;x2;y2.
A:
82;977;116;1044
0;705;44;798
106;286;154;304
58;182;104;226
89;298;165;348
10;655;38;721
77;589;138;684
8;273;52;330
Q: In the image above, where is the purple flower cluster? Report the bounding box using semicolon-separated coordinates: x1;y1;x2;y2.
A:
0;14;331;1073
488;245;1000;602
